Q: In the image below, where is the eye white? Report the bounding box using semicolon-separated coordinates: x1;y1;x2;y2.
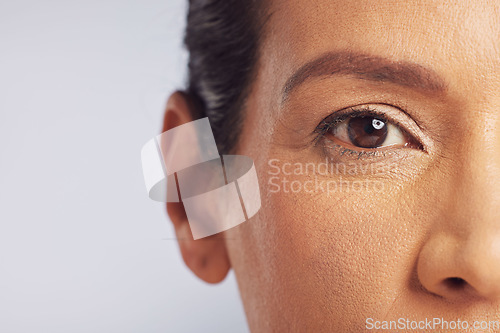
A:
382;123;405;147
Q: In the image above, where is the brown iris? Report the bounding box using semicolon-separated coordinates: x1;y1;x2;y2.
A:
347;116;388;148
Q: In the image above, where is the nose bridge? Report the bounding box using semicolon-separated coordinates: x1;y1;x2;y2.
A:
456;106;500;297
417;98;500;301
450;99;500;234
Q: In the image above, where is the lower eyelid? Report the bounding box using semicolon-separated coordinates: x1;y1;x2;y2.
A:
322;139;392;160
319;134;411;164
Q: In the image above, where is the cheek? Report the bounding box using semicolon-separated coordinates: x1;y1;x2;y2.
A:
228;155;439;330
263;183;412;315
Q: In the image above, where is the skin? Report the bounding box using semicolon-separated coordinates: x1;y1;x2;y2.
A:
164;0;500;331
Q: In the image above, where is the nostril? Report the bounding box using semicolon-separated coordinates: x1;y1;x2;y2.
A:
443;277;467;291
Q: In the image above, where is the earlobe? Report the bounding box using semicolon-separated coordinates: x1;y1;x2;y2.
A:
163;91;231;284
168;202;231;283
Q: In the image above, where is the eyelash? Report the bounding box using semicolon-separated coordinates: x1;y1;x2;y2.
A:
313;105;416;160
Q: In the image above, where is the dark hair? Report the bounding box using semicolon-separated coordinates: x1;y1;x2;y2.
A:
184;0;265;154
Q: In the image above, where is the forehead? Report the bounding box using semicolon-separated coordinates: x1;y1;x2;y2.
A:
259;0;499;99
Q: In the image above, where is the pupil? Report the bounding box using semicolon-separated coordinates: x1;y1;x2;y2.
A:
347;116;388;148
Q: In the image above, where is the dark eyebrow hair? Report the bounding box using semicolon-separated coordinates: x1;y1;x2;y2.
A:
282;51;447;102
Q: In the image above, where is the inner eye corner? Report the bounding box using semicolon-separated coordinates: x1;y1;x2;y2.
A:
401;129;425;151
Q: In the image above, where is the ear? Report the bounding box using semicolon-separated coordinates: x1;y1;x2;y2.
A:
163;91;231;284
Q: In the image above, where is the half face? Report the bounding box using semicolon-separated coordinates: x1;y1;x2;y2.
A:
225;0;500;331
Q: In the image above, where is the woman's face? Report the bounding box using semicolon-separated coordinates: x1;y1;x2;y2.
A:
224;0;500;331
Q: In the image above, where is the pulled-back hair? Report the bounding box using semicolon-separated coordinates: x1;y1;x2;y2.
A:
184;0;265;153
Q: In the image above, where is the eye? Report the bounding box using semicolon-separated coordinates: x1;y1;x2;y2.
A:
319;108;422;150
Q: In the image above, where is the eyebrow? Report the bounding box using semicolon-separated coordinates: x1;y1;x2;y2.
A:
282;51;447;102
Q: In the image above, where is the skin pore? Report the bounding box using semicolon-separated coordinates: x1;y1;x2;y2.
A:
165;0;500;331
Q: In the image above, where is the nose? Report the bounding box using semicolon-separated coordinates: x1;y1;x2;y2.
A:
418;232;500;301
417;125;500;302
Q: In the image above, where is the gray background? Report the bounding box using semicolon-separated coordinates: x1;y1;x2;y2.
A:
0;0;249;332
